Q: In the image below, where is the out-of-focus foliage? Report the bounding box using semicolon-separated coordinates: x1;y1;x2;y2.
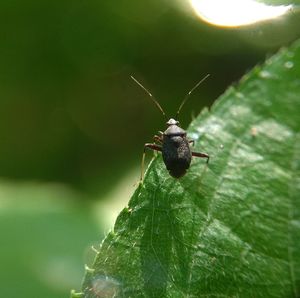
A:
258;0;300;5
0;181;102;297
1;0;299;193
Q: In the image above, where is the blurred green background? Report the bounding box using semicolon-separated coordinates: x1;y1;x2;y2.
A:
1;0;300;297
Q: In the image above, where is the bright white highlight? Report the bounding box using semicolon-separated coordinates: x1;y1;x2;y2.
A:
190;0;292;27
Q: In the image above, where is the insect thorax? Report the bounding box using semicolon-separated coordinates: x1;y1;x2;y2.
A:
164;124;186;136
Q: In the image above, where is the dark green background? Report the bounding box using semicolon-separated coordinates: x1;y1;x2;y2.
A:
1;1;300;297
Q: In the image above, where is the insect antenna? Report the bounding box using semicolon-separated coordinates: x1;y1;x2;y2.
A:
175;74;210;120
131;75;166;117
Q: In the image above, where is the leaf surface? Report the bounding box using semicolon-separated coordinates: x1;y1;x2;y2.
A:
78;41;300;298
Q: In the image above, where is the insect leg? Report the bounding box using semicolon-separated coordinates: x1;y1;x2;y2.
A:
192;151;209;163
141;143;162;181
188;139;195;146
154;135;163;144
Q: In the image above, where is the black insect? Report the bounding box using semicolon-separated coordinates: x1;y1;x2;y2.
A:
131;75;210;180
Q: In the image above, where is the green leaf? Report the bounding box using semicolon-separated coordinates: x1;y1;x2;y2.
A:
77;40;300;297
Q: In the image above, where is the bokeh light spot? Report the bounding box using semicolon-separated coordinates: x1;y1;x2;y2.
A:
190;0;292;27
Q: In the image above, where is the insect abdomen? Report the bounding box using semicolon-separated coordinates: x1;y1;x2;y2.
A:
162;136;192;178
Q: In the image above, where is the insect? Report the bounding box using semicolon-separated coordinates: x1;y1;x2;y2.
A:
131;75;210;180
